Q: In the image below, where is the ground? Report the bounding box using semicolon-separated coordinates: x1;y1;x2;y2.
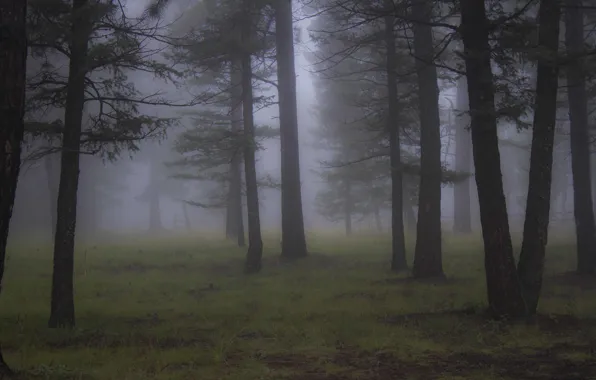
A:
1;232;595;379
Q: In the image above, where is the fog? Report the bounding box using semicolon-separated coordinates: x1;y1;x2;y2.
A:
10;0;577;243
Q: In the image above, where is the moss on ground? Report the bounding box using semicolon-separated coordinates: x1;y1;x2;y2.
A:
0;232;595;379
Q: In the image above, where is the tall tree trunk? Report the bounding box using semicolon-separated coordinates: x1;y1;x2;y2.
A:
344;178;352;236
0;0;27;372
517;0;561;315
275;0;308;259
241;46;263;274
591;151;596;215
460;0;526;318
229;60;246;247
49;0;91;328
45;153;59;238
384;0;407;271
453;76;472;234
412;0;443;278
565;0;596;274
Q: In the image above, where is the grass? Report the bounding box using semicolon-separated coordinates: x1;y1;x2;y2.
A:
1;231;596;379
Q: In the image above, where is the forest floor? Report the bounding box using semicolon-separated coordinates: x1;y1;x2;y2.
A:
1;232;595;379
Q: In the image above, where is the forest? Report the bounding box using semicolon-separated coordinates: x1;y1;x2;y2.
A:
0;0;595;378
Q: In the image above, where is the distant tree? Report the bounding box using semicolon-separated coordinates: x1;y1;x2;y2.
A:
165;0;277;247
136;139;190;232
0;0;28;373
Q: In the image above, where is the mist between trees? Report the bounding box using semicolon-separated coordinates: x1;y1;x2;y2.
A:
1;0;596;377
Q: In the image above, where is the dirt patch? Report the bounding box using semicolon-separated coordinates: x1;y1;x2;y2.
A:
275;347;596;380
447;350;596;380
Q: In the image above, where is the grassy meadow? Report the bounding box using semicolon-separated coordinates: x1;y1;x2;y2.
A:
0;231;595;379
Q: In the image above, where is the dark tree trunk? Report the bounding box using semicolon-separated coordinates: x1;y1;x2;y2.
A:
241;47;263;274
49;0;91;329
453;76;472;234
0;0;28;373
565;0;596;274
517;0;561;315
411;0;444;278
45;154;59;238
229;60;246;247
275;0;308;259
460;0;526;319
344;179;352;236
384;0;407;271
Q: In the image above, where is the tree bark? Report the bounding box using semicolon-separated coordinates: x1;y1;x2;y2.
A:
412;0;444;278
460;0;526;319
517;0;561;315
275;0;308;259
241;41;263;274
229;60;246;247
564;0;596;274
384;0;407;272
0;0;28;373
49;0;91;329
453;76;472;234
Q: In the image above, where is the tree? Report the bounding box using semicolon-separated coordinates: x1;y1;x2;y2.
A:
383;0;407;271
452;76;472;234
460;0;526;318
27;0;182;328
241;0;264;273
275;0;308;259
0;0;28;373
411;0;444;278
517;0;562;315
565;0;596;274
48;0;92;329
165;0;278;246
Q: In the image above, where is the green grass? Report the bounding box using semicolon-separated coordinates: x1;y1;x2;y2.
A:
1;231;596;379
